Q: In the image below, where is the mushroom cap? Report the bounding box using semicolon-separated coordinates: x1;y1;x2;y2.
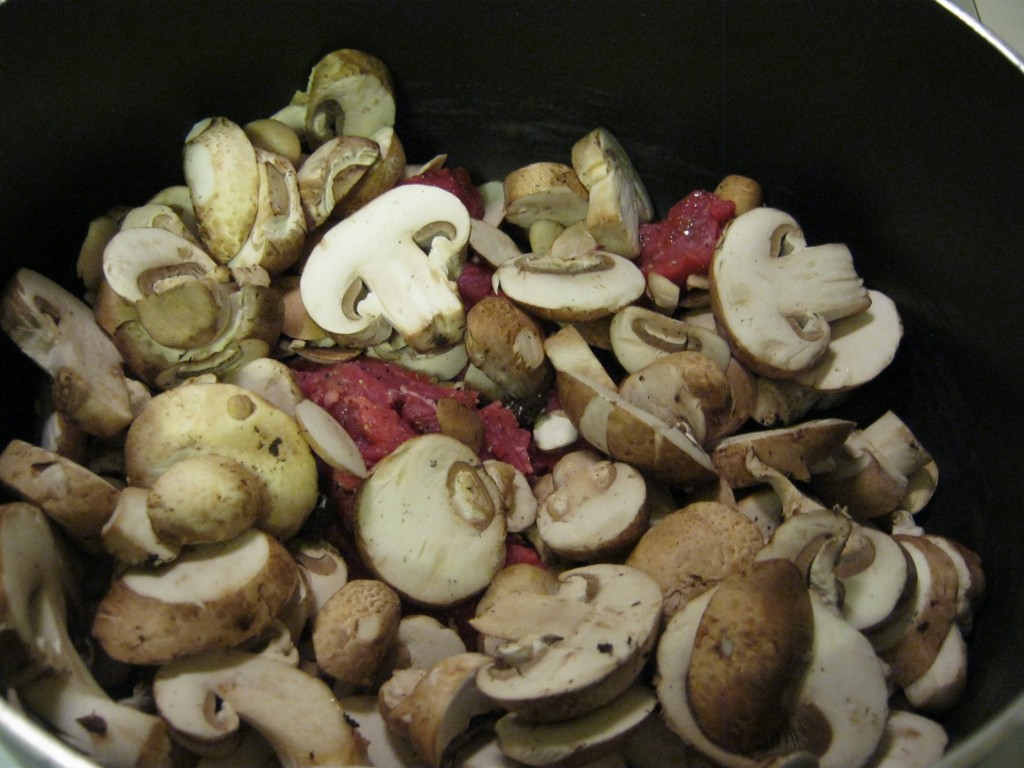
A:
355;433;508;606
312;578;402;686
609;304;732;375
626;501;764;616
503;162;589;228
92;528;299;665
464;295;553;400
709;207;871;379
124;382;319;540
472;563;663;722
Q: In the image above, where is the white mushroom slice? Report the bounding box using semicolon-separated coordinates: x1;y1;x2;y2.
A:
902;622;968;713
300;184;471;352
124;382;319;540
495;246;645;323
0;503;173;768
101;486;181;566
465;295;552;400
93;529;298;665
751;376;822;427
536;450;648;562
861;410;937;512
368;334;470;381
221;356;304;415
477;179;507;226
148;184;199;238
102;226;218;304
153;648;369;767
795;289;903;391
340;694;423;768
571;127;654;258
529;218;566;256
0;439;120;542
609;305;731;374
304;48;396;147
290;539;349;616
230;147;307;274
244;117;303;166
734;487;784;542
77;209;123;292
469;218;522;267
532;409;579;451
1;269;134;437
837;525;917;633
495;684;657;767
386;652;497;768
120;202;200;244
146;454;266;545
296;135;379;228
545;325;717;488
926;534;985;631
472;563;663;722
380;614;469;680
355;433;507;606
483;459;537;533
709;207;871;379
503;162;589;230
865;711;948;768
313;579;402;686
646;271;681;312
709;418;856;488
184;117;260;264
294;397;368;477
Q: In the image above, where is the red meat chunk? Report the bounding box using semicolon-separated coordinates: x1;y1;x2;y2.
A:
638;190;736;286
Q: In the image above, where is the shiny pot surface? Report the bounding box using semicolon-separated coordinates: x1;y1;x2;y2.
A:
1;1;1023;766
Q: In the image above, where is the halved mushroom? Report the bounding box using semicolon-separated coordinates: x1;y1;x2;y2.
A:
710;418;856;489
535;449;648;562
609;305;732;375
503;162;589;240
495;683;658;767
124;382;319;540
1;268;134;437
0;502;173;768
795;289;903;392
471;563;663;722
495;230;646;323
709;207;871;379
544;325;717;488
300;183;471;352
571;127;655;259
296;135;379;228
303;48;396;148
464;295;553;401
0;439;120;543
355;433;507;606
626;501;764;617
93;528;298;665
313;579;402;686
184;117;260;264
153;648;369;767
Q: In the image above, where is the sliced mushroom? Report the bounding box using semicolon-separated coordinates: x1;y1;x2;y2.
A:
303;48;396;147
221;356;304;414
124;382;319;540
290;538;349;616
710;418;856;489
385;652;497;768
472;563;662;722
571;127;654;258
531;409;579;452
333;126;408;218
469;218;524;268
544;325;717;488
243;117;303;166
101;485;182;566
153;648;369;767
296;135;379;228
626;501;764;617
535;449;648;562
835;524;917;633
609;304;731;374
865;710;948;768
795;289;903;392
300;183;470;352
464;295;553;400
0;439;120;543
495;235;646;323
709;207;871;379
495;683;658;767
184;117;260;264
313;579;402;686
92;528;298;665
379;614;469;682
1;268;134;437
503;162;589;235
355;433;507;606
483;459;538;533
0;503;173;768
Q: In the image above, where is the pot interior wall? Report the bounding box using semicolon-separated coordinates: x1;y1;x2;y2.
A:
1;0;1023;762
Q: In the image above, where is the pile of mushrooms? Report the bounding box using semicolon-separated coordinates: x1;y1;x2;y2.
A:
0;46;981;768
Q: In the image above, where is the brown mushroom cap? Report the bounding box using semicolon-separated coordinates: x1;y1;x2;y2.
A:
626;501;764;617
313;578;402;686
685;559;814;754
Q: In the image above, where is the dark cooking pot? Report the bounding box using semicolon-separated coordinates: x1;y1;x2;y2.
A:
1;1;1022;766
